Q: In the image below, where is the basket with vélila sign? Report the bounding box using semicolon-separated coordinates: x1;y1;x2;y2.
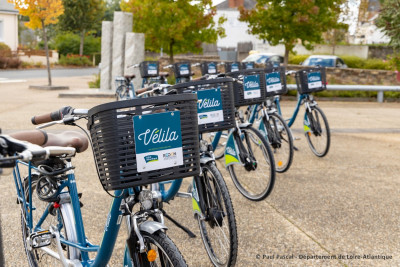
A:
295;67;327;94
170;78;235;133
264;66;287;97
87;94;200;191
200;62;219;76
224;62;242;73
226;68;267;107
139;61;159;78
173;62;192;78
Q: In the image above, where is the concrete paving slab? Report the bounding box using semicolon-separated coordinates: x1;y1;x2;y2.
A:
0;75;399;266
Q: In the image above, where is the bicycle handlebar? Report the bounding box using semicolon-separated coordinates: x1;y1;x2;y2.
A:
31;107;89;127
136;84;173;97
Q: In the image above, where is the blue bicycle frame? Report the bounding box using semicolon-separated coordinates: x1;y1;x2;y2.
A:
13;160;130;267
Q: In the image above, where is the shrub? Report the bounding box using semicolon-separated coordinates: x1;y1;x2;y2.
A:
88;73;100;88
340;55;365;69
289;54;309;65
0;42;11;57
58;54;92;66
55;33;101;56
363;58;391;70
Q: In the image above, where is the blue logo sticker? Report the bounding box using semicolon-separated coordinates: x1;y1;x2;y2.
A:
265;72;282;92
144;155;158;163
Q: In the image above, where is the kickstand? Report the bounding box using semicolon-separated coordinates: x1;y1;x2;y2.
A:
162;210;196;238
293;145;299;151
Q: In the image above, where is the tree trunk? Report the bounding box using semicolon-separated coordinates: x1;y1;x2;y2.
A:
79;29;85;56
284;44;290;67
169;39;174;64
41;20;52;86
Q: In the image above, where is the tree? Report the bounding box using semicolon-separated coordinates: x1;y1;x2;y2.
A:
104;0;121;21
59;0;105;56
376;0;400;50
239;0;345;66
8;0;64;86
121;0;226;63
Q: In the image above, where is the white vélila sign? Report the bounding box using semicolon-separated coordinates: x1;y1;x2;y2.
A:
196;88;224;125
133;111;183;172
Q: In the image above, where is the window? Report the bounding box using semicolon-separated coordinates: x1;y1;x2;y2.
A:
0;20;4;42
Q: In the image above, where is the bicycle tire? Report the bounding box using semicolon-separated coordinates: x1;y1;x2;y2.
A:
263;113;294;173
227;126;276;201
305;105;330;157
139;231;187;267
116;84;131;101
21;175;80;266
196;162;238;267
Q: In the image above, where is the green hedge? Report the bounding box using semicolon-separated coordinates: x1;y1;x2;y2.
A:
289;54;393;70
58;54;92;66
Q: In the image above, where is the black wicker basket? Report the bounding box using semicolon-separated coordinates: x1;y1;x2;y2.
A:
224;62;242;73
227;68;267;107
87;94;200;191
295;67;327;94
173;62;192;78
264;66;287;97
139;61;159;78
200;62;218;76
171;78;235;133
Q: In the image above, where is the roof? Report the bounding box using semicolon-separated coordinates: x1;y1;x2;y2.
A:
216;0;256;10
306;55;339;59
0;0;18;14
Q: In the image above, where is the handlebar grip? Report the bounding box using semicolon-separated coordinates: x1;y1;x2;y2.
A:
136;84;157;95
31;110;63;125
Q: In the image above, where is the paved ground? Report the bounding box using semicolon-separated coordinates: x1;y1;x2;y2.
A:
0;75;399;266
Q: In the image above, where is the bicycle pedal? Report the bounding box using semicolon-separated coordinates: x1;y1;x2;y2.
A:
293;136;301;140
29;230;54;249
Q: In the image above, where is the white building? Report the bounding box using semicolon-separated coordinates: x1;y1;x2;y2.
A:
0;0;18;51
214;0;259;49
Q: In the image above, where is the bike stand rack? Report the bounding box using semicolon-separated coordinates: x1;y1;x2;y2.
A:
162;210;196;238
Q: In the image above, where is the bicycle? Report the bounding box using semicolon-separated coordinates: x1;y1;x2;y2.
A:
136;79;238;267
0;93;201;266
201;70;277;201
115;61;169;100
244;66;294;173
273;67;331;157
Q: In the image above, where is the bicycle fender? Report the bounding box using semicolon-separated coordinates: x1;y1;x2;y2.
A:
238;122;252;129
303;112;311;133
200;156;214;165
139;221;168;234
224;131;243;167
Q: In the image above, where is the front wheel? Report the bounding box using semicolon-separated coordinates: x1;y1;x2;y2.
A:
227;126;276;201
197;163;238;267
138;231;187;267
305;105;330;157
263;113;294;173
